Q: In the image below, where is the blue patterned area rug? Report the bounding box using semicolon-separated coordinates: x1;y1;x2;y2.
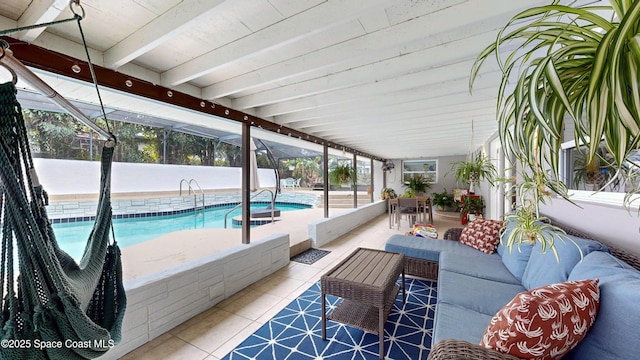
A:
223;278;437;360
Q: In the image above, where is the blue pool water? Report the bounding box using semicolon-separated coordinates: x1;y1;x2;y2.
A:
52;203;308;259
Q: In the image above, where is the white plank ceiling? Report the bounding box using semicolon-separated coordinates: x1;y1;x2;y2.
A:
0;0;597;160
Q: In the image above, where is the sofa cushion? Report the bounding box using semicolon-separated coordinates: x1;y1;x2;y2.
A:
438;270;526;316
521;233;608;290
497;222;535;282
567;251;640;360
459;218;503;254
439;251;521;285
384;234;482;262
432;301;494;346
481;279;600;360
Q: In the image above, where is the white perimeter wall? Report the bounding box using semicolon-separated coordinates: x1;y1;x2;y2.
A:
32;158;276;195
104;233;290;359
308;201;387;248
540;198;640;257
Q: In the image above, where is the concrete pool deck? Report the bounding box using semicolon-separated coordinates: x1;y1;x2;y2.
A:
120;206;350;280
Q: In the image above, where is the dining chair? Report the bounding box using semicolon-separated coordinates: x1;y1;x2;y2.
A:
397;197;419;229
388;198;399;229
416;196;433;224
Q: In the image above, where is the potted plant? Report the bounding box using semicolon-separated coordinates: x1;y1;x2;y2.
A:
470;0;640;250
431;189;455;211
623;150;640;192
404;174;432;196
380;187;397;200
400;190;415;198
460;196;485;224
573;148;618;191
450;153;497;194
329;163;355;189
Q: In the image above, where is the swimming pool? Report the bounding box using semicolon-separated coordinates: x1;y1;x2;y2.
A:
52;202;309;259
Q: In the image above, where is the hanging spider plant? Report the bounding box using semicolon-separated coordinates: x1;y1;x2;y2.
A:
470;0;640;252
450;153;498;194
470;0;640;206
328;163;355;188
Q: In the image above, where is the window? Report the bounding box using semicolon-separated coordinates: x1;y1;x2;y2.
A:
561;143;639;193
402;160;437;184
561;141;640;206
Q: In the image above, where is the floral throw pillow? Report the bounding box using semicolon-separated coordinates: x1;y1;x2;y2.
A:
481;279;600;360
459;218;503;254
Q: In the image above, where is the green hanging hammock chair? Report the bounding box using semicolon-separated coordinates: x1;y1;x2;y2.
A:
0;81;126;359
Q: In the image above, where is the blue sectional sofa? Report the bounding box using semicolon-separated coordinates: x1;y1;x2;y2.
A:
384;220;640;360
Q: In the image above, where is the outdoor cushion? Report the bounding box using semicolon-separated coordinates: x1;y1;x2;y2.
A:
459;218;503;254
437;270;526;316
481;279;600;360
567;251;640;360
439;251;521;285
385;234;482;262
521;233;608;290
432;301;494;346
497;221;535;282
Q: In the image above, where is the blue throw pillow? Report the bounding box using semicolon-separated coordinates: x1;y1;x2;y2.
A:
497;222;534;282
521;233;608;290
567;251;640;359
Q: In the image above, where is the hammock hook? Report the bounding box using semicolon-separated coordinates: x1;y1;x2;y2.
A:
69;0;86;20
105;134;117;148
0;46;17;85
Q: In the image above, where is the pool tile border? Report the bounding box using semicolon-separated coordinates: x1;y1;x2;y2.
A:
50;201;311;224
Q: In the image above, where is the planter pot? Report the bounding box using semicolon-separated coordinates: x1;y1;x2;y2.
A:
469;181;477;194
625;179;640;192
585;181;605;191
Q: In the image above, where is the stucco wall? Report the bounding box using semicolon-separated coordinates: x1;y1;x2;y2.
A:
308;200;387;248
540;198;640;256
32;158;276;195
104;233;290;360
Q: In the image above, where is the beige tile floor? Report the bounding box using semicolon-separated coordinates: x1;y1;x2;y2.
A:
120;211;462;360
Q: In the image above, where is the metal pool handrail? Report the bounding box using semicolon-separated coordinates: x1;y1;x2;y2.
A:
179;178;205;211
223;189;276;228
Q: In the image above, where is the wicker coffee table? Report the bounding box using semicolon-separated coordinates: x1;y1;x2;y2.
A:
321;247;405;360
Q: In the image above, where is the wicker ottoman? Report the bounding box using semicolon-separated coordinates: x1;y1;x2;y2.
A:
321;247;405;360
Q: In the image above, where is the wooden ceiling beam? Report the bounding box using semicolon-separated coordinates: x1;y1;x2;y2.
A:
160;0;391;87
104;0;227;69
15;0;67;42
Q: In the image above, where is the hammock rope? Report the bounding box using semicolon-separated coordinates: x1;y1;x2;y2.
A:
0;82;125;359
0;15;82;37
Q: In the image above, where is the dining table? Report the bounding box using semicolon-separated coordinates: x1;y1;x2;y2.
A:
388;196;433;229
